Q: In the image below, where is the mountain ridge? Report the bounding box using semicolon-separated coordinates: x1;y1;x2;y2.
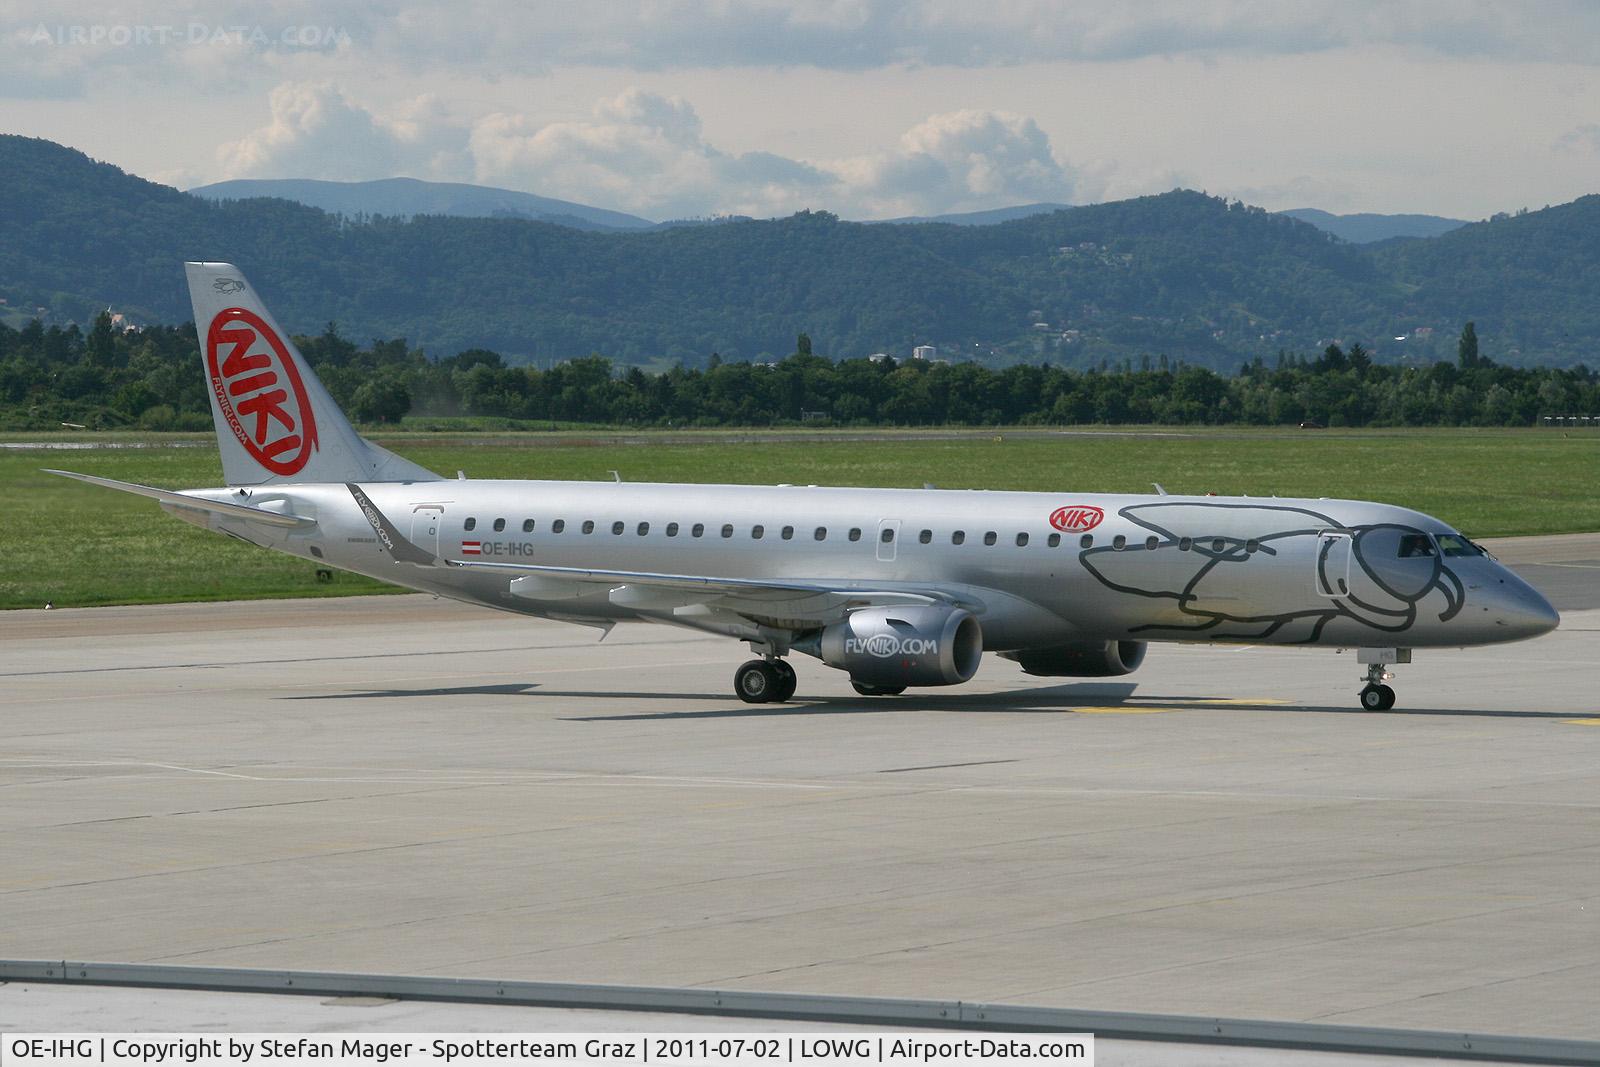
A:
2;135;1595;369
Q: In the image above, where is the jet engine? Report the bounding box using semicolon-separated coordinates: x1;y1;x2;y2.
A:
1000;640;1147;677
802;605;983;688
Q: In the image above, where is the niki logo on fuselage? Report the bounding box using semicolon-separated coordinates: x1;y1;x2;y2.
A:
1078;501;1465;644
1049;505;1104;532
206;307;318;476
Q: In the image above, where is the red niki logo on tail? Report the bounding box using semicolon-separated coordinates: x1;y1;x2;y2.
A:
206;307;318;475
1049;504;1104;532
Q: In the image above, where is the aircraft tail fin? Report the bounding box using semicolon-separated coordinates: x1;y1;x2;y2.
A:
185;262;442;486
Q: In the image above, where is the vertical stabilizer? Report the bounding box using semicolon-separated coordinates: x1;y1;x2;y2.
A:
185;262;441;486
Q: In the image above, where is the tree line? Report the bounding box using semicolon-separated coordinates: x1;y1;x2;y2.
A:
2;314;1596;432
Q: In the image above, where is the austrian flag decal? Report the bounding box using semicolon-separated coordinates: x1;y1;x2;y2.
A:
206;307;318;476
460;541;482;555
1049;504;1104;532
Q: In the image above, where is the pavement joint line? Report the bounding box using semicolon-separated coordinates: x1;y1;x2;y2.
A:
7;758;1600;808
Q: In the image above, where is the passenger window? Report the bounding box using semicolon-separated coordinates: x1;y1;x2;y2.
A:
919;529;932;544
1048;533;1060;548
1017;533;1030;547
1212;538;1226;552
582;520;595;534
782;525;794;540
1245;539;1259;553
464;517;477;532
1179;536;1192;551
880;528;896;544
721;524;734;538
493;518;506;532
552;519;565;533
1399;534;1436;557
666;522;679;537
637;522;649;536
983;532;997;546
612;521;625;535
752;525;764;539
848;528;861;542
1113;535;1127;551
953;530;966;545
522;519;535;533
692;523;705;538
1079;534;1093;549
1145;536;1158;550
814;527;827;541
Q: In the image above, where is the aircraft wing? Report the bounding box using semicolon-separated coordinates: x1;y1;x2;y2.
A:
446;558;980;627
45;470;317;529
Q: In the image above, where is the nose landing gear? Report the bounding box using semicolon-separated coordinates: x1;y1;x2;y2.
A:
1355;648;1409;710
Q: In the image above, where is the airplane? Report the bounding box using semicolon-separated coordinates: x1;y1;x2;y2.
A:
50;262;1560;711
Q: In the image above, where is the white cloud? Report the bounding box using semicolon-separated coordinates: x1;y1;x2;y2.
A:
840;110;1080;216
473;91;1080;218
217;82;470;181
210;84;1083;219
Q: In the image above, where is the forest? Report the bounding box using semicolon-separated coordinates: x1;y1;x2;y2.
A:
2;314;1593;431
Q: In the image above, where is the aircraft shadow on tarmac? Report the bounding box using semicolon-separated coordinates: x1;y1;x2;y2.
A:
277;682;1579;720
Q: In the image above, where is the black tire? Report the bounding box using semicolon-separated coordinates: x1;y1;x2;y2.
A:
1375;684;1396;711
771;660;798;702
735;660;778;703
1360;684;1386;711
852;680;906;696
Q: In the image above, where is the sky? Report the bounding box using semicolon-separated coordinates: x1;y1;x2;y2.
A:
4;1;1599;221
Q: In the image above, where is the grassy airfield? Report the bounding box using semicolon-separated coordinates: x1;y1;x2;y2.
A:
2;426;1596;609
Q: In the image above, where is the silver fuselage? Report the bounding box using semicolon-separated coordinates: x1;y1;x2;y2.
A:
174;479;1559;652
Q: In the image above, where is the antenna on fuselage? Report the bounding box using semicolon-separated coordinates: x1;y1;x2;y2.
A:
1152;483;1168;496
609;470;622;483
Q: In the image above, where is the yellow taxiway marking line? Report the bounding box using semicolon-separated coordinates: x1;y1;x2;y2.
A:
1560;718;1600;726
1072;706;1184;714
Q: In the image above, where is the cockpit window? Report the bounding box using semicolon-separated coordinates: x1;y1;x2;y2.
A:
1437;534;1485;557
1398;534;1436;558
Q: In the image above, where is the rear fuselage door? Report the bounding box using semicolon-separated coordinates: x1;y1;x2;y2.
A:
410;505;444;558
876;519;901;562
1315;530;1352;597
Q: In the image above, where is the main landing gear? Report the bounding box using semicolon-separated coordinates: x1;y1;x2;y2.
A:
1355;648;1409;711
734;658;797;704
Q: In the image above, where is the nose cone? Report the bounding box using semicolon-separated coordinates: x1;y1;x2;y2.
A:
1484;568;1560;641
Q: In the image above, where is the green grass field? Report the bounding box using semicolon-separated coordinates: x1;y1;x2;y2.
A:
2;427;1596;609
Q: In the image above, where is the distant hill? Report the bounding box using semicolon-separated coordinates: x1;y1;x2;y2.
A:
1280;208;1467;243
189;176;654;231
3;135;1598;368
875;202;1073;226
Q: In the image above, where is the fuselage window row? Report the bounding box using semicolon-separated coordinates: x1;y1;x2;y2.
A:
462;517;1202;554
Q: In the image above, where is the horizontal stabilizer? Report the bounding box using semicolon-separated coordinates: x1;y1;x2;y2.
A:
45;470;316;529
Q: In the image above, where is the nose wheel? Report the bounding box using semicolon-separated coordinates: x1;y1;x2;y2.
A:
1360;683;1396;711
734;658;797;703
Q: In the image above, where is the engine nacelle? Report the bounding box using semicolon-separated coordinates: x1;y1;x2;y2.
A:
1000;639;1148;677
808;605;983;688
